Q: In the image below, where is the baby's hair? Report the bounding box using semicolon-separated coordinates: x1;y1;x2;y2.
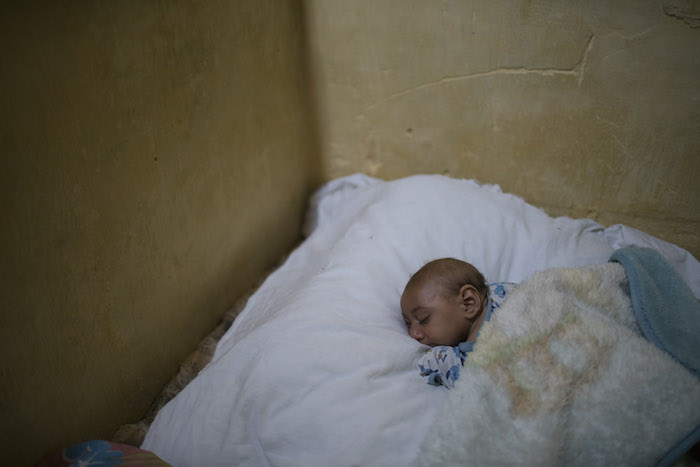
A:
407;258;488;301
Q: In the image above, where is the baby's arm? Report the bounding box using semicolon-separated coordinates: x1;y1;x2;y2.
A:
416;345;463;389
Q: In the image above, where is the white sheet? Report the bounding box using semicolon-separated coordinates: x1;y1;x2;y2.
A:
142;174;699;467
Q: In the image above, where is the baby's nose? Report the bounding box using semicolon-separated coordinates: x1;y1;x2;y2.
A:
410;325;424;340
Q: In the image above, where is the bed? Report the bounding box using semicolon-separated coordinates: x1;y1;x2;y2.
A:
138;174;700;466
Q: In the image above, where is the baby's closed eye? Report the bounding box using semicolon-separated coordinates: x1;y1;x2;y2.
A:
416;312;430;324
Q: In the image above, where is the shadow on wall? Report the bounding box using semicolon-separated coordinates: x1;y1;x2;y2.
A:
0;1;322;465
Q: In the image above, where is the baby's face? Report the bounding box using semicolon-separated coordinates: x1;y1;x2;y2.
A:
401;280;472;347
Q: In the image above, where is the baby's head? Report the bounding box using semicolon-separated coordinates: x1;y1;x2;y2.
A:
401;258;488;347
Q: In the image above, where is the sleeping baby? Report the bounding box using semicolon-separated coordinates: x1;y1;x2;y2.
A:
401;258;515;389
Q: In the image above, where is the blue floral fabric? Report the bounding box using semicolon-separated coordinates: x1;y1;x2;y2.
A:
417;282;516;389
64;441;123;466
36;439;169;466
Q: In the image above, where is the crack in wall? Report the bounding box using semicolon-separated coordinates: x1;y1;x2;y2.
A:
365;34;595;112
604;27;656;41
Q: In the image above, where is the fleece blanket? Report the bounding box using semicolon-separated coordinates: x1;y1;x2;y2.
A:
413;263;700;467
610;247;700;379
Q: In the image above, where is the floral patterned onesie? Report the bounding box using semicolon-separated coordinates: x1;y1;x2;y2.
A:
416;282;516;389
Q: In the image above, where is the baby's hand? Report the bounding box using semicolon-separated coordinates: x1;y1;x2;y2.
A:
416;346;463;389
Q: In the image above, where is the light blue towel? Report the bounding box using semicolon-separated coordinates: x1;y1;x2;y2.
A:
609;247;700;378
610;247;700;467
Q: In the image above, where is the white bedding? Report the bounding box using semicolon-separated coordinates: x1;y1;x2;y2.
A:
142;174;700;467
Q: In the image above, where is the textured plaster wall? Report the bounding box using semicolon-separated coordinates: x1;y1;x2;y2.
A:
304;0;700;257
2;1;699;464
0;2;318;464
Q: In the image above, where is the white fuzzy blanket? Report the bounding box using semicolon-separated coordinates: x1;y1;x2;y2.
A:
414;263;700;467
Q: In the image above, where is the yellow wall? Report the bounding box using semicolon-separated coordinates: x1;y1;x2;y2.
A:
303;0;700;257
0;2;319;464
2;1;699;465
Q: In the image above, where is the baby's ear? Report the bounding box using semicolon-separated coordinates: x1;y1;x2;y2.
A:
459;284;482;319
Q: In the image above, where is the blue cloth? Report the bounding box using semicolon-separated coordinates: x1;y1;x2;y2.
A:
609;247;700;378
609;247;700;467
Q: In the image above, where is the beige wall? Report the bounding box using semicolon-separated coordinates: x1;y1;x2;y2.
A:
304;0;700;257
0;2;319;464
2;1;699;464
